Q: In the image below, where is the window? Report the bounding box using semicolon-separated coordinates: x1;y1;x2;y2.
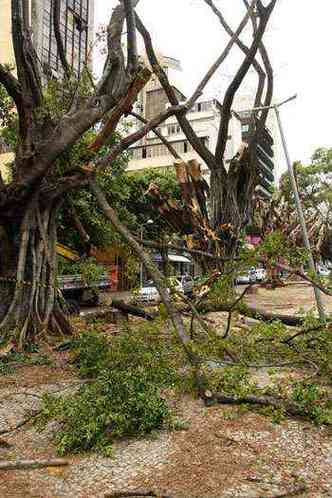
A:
167;124;181;135
142;147;147;159
184;141;188;153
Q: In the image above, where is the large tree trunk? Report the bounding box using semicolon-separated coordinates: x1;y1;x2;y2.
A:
0;201;71;348
210;161;255;259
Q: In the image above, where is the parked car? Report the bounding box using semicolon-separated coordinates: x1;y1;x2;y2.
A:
133;275;194;304
235;267;257;285
317;266;330;277
255;268;267;282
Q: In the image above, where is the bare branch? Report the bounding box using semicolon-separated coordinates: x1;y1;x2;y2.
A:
243;0;274;129
89;178;202;373
69;205;91;244
53;0;71;79
11;0;42;108
223;283;255;338
0;64;22;108
123;0;139;73
214;1;277;162
203;0;266;108
0;459;69;471
97;2;128;95
187;0;256;108
42;173;89;202
89;66;151;153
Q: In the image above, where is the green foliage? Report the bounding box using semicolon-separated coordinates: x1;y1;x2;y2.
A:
208;272;237;306
291;381;332;425
71;330;110;378
35;69;95;123
38;370;170;456
256;231;307;268
0;351;52;375
0;82;18;151
218;366;253;396
37;321;185;455
0;360;15;375
58;257;105;285
280;148;332;214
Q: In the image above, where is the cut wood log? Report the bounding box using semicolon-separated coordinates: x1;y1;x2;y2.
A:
111;300;155;321
0;459;69;471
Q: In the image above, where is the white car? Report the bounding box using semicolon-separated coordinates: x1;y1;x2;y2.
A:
235;267;257;285
134;275;194;304
255;268;267;282
317;266;330;277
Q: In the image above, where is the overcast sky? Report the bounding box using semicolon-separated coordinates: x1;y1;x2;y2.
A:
94;0;332;176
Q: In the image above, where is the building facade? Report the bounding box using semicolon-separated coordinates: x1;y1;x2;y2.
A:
128;99;242;177
0;0;94;78
38;0;94;78
128;55;242;177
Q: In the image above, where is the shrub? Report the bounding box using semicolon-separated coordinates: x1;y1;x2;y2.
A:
38;369;170;456
37;321;183;455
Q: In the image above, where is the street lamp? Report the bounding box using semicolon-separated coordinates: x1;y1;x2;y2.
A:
140;219;154;288
239;95;326;321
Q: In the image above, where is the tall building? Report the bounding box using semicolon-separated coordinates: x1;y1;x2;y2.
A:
0;0;94;77
0;0;95;179
234;91;284;193
38;0;94;78
128;55;242;178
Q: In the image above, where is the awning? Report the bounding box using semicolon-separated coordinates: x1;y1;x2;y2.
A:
153;253;192;264
168;254;191;263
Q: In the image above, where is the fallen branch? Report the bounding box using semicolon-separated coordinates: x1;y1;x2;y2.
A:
0;459;69;471
283;321;332;344
204;391;306;418
105;491;172;498
195;301;304;327
223;283;255;338
111;299;155;321
0;410;41;436
139;239;332;297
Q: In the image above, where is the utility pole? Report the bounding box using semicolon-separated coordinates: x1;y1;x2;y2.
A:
240;95;326;321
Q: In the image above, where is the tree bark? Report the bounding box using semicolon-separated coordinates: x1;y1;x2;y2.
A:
0;202;71;346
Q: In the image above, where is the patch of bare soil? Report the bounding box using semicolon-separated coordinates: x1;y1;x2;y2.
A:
0;380;331;498
128;398;332;498
245;281;332;315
